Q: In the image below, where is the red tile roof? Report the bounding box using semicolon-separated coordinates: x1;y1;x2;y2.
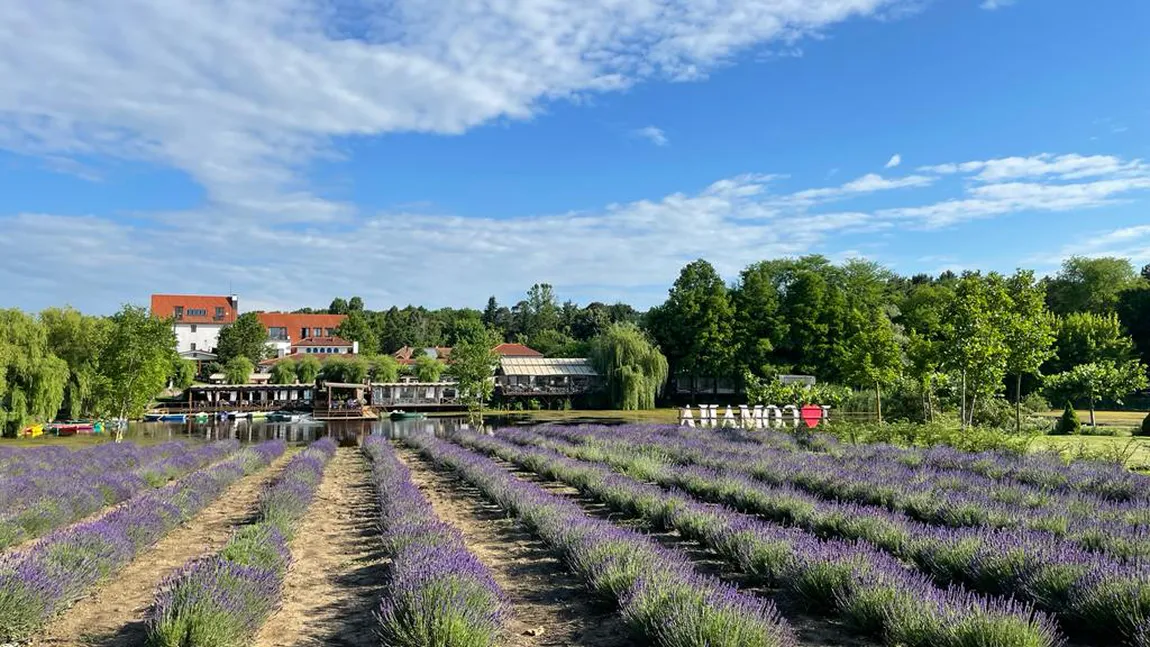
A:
295;336;353;348
393;346;453;361
256;312;346;343
493;343;543;357
150;294;237;324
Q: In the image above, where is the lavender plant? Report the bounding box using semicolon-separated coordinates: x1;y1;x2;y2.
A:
0;440;284;642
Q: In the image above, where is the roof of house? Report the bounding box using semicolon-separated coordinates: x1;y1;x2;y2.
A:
151;294;237;325
393;346;453;361
294;336;353;347
259;352;346;366
256;312;347;341
498;357;598;377
493;343;544;357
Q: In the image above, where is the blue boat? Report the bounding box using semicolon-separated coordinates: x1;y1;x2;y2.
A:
145;413;187;423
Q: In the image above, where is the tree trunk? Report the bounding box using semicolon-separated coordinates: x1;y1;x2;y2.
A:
927;376;936;423
960;369;967;430
1015;373;1022;434
1089;398;1097;429
969;393;978;428
875;382;883;424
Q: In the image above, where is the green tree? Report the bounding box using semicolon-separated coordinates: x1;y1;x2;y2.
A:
413;354;445;382
449;327;500;415
731;260;787;378
0;309;70;436
590;322;668;410
348;296;365;312
172;359;197;390
296;356;322;384
40;306;111;418
527;329;582;357
905;330;941;422
216;312;268;365
335;310;379;355
269;361;297;385
1003;270;1057;432
1046;256;1140;315
1044;360;1149;428
941;273;1010;428
841;310;903;423
319;356;369;383
650;260;735;397
1049;312;1136;374
1117;286;1150;367
369;355;400;382
328;298;350;315
1052;402;1081;436
224;357;254;384
100;305;178;435
525;284;561;338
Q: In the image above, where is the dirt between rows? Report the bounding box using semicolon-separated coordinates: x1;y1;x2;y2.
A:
394;445;635;647
252;447;386;647
33;452;296;647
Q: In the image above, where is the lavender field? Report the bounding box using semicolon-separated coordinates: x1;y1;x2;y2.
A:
1;426;1146;646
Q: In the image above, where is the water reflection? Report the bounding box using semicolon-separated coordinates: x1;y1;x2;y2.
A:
120;416;490;447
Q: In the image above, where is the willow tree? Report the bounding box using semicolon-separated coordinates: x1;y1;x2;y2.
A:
0;309;70;436
590;322;668;410
269;360;297;384
40;307;111;418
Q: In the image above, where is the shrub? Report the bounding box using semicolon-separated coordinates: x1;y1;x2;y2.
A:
1052;403;1081;436
1137;412;1150;438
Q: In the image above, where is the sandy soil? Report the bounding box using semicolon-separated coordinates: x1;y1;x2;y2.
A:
33;453;294;647
253;448;385;647
395;445;635;647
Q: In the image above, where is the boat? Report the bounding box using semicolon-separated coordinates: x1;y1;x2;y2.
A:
389;410;427;421
267;412;303;423
144;413;187;423
249;411;270;419
21;424;44;438
193;412;210;423
46;422;95;436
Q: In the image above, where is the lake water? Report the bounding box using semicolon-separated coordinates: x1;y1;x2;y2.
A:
120;416;490;446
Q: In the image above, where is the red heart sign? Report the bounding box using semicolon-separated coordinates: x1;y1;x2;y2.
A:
800;405;823;428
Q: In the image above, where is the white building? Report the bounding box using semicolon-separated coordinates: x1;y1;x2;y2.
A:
150;294;239;355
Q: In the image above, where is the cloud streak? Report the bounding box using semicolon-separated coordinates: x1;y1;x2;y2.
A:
633;126;669;146
885;154;902;168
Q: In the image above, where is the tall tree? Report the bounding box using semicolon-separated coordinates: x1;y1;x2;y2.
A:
1117;286;1150;367
731;260;787;378
348;296;365;312
216;313;268;365
590;322;668;410
335;310;379;355
1003;270;1057;432
525;283;561;338
449;326;500;416
328;297;350;315
369;355;400;382
841;310;903;422
1046;256;1140;315
40;307;111;418
941;273;1010;427
172;359;197;389
101;305;178;437
0;309;69;436
1049;311;1136;374
651;260;735;396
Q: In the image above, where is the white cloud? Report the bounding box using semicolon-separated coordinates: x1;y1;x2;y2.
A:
980;0;1015;9
0;0;912;224
1045;225;1150;267
885;154;901;168
920;153;1145;183
633;126;669;147
5;150;1148;312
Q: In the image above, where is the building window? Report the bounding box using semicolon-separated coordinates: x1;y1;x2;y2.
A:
314;328;324;337
269;327;287;340
300;327;309;340
191;342;197;351
325;328;336;336
173;306;184;320
187;308;207;317
190;324;197;333
215;306;225;319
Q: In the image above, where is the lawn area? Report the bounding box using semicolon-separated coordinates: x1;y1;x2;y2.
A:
1;435;174;448
1036;409;1148;427
1031;434;1150;471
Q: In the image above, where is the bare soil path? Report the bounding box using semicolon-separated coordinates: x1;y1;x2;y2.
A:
395;445;635;647
33;452;295;647
253;447;385;647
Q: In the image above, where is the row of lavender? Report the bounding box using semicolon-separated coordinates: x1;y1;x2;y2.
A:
495;427;1150;645
0;440;241;551
561;424;1150;560
0;440;284;642
727;424;1150;501
362;437;507;646
402;432;798;647
453;429;1067;647
146;437;336;647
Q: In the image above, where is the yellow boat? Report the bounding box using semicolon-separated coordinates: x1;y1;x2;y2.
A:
21;424;44;438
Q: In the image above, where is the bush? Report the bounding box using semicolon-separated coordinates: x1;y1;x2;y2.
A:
1052;402;1080;436
1137;412;1150;438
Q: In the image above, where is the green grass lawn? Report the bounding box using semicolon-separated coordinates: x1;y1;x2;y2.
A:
1;435;175;448
1036;409;1148;426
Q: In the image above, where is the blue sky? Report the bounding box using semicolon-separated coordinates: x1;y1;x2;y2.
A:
1;0;1148;314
